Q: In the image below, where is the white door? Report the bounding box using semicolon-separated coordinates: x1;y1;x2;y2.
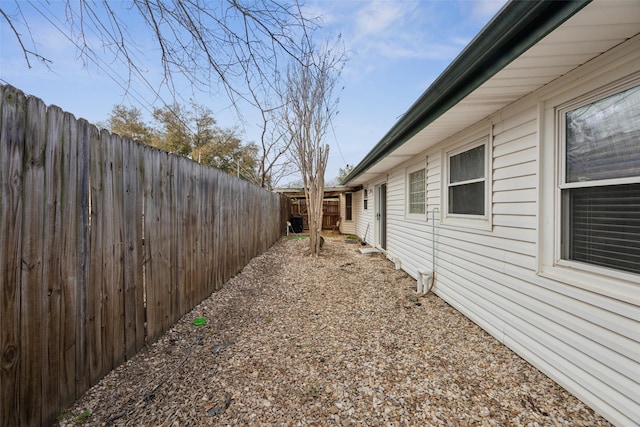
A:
375;183;387;250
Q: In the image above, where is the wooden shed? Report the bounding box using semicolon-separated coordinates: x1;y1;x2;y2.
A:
275;186;359;234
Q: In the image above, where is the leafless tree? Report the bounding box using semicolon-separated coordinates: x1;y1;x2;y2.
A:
248;89;297;189
282;36;345;255
1;1;317;111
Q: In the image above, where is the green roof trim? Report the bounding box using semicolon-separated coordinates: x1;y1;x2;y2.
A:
342;0;591;185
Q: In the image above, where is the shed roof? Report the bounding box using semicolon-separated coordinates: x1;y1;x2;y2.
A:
343;0;640;186
274;186;359;199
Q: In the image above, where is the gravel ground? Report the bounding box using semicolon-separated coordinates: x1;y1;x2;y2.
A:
59;235;611;426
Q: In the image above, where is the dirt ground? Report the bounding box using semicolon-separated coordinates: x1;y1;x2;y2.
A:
58;234;611;426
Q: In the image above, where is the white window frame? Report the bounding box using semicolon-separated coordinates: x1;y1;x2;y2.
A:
442;135;492;229
539;69;640;292
405;159;427;219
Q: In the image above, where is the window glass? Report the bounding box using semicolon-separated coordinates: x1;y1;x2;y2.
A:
409;168;425;214
566;85;640;182
448;142;486;216
449;182;484;215
450;145;484;183
564;183;640;274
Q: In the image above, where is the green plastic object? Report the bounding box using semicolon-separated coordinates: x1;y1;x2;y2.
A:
193;317;207;326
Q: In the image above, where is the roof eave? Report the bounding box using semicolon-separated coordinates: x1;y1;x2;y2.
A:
342;0;591;185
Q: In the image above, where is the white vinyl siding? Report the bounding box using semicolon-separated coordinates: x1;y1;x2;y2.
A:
384;153;441;280
354;188;373;244
357;36;639;427
340;192;357;235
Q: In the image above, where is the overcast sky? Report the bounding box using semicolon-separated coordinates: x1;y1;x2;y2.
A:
0;0;506;184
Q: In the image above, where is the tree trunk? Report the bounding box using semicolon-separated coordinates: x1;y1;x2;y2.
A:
304;174;321;255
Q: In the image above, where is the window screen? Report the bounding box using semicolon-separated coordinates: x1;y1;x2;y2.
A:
566;85;640;182
448;144;485;215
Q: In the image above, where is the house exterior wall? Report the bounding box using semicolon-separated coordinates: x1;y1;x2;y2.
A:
353;188;374;244
357;37;639;426
339;192;357;235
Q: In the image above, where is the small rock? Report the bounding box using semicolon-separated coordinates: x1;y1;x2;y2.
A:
329;406;340;414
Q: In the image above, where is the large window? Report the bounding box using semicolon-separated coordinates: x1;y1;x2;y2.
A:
447;141;487;216
560;84;640;275
408;168;426;214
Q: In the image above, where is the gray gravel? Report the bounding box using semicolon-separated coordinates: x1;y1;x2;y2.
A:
59;235;611;426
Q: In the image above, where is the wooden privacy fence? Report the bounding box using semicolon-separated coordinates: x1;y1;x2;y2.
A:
0;85;289;426
289;198;340;230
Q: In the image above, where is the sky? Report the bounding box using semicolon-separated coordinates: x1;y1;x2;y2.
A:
0;0;507;185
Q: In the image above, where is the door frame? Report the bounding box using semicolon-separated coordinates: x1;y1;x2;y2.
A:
375;182;387;250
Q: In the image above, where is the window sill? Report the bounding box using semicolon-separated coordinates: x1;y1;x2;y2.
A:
538;262;639;304
405;213;427;221
441;215;491;231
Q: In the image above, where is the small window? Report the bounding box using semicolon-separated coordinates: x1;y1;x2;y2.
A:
447;141;486;216
345;193;353;221
408;168;426;214
560;84;640;275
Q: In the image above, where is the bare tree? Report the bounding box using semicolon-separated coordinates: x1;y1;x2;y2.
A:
252;97;297;189
282;36;345;255
1;1;317;110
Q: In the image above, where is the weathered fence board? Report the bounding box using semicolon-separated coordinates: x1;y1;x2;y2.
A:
76;118;91;396
99;128;116;375
0;85;289;426
1;85;25;427
144;148;164;344
111;131;127;371
122;137;145;359
42;105;65;424
60;111;80;411
61;112;74;407
19;93;46;426
88;123;105;389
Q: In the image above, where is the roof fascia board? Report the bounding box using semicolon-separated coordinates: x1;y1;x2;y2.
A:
343;0;591;184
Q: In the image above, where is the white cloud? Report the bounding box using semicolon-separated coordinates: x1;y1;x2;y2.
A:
469;0;507;20
300;3;337;26
344;0;487;63
353;0;407;39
